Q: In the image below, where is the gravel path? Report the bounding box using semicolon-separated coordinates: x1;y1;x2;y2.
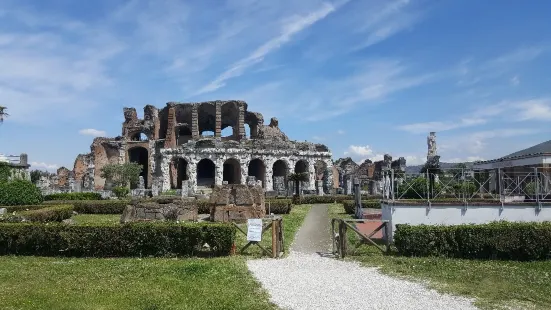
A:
246;204;478;310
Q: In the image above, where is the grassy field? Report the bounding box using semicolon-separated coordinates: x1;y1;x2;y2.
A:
0;256;277;310
327;203;551;310
72;214;120;225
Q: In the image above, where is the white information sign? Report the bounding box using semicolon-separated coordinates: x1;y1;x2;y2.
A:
247;219;263;242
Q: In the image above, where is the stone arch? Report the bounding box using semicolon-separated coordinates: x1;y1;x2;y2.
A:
314;160;328;180
248;158;266;188
177;158;189;189
198;103;216;136
272;159;289;191
221;101;240;139
128;146;149;189
130;132;149;141
223;158;241;184
196;158;215;187
177;126;192;144
294;159;309;174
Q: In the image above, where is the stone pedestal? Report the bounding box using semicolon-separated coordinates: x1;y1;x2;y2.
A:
209;184;265;223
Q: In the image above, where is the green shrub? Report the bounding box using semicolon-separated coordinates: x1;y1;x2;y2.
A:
394;222;551;261
112;187;130;199
292;195;352;205
342;200;381;214
196;200;211;214
265;199;292;214
0;222;235;257
20;205;73;222
0;180;43;206
44;192;102;201
2;205;50;213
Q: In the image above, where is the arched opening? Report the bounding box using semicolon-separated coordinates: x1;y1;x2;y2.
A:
248;158;266;188
128;147;148;189
295;160;308;174
177;158;189;189
198;103;216;138
177;126;192;144
314;160;328;180
196;158;215;187
244;124;251;139
223;158;241;184
221;126;234;139
272;160;288;191
131;132;148;141
221;101;240;140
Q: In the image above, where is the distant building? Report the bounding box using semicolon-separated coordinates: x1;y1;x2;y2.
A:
0;153;31;181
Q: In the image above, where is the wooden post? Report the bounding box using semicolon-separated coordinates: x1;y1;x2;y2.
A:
272;218;278;258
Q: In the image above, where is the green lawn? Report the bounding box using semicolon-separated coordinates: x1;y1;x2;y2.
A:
72;214;120;225
0;256;277;310
327;203;551;310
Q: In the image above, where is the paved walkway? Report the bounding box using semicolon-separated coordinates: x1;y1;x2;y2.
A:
246;204;478;310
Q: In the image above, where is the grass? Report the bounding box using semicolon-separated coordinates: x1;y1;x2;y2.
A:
72;214;120;225
234;204;312;257
327;203;551;310
0;256;277;310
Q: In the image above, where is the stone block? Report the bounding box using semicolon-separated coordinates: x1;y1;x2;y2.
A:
210;204;265;223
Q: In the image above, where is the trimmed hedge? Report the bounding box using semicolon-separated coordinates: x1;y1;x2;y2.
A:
2;205;50;213
0;180;43;206
1;205;73;223
394;222;551;261
43;200;130;214
292;195;352;205
0;222;235;257
44;192;102;201
342;200;381;214
266;199;292;214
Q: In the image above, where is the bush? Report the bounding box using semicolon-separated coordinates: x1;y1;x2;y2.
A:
2;205;51;213
292;195;352;205
44;192;102;201
112;187;130;199
342;200;381;214
0;180;43;206
0;222;235;257
265;199;292;214
394;222;551;261
18;205;73;222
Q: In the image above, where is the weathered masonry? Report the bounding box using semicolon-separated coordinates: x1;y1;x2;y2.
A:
74;100;333;195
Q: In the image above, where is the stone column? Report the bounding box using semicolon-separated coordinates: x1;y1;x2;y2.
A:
241;161;249;185
215;102;222;138
265;159;274;191
191;104;199;138
160;156;171;192
188;160;197;194
181;180;189;197
215;158;224;186
238;103;246;140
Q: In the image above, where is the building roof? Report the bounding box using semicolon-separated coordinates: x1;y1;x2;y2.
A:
501;140;551;159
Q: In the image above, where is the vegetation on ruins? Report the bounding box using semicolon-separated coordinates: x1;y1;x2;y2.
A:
0;105;8;123
44;192;102;201
100;162;142;188
0;162;11;182
30;169;54;185
112;186;130;199
0;179;43;206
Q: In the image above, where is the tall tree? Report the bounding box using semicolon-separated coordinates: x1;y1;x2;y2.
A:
0;106;8;123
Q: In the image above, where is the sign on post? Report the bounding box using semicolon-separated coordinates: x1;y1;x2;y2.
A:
247;219;263;242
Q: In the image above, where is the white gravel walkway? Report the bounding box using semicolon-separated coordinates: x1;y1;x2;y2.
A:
246;204;478;310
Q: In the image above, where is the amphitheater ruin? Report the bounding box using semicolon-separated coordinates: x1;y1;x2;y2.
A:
72;100;334;196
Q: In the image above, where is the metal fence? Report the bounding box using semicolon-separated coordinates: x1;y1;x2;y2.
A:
383;167;551;203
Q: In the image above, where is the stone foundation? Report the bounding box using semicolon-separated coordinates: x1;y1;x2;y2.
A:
120;197;198;223
209;184;265;223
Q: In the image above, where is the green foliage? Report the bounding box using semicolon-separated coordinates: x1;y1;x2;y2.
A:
30;170;42;184
44;192;102;201
0;179;43;206
265;199;293;214
394;222;551;261
2;204;50;213
161;189;178;196
342;200;381;214
2;205;73;223
0;162;11;182
112;187;130;199
100;163;143;188
0;222;236;257
43;200;130;214
451;181;477;196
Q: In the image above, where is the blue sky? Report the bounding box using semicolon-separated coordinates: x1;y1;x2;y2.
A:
1;0;551;171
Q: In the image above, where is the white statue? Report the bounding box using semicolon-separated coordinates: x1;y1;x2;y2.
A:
427;132;437;157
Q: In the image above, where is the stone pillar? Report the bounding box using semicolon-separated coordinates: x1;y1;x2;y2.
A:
241;161;249;185
169;159;177;189
191;104;199;138
317;180;324;196
19;153;28;166
307;161;316;191
238;103;246;140
215;103;222;138
188;161;197;194
163;106;177;148
344;176;353;195
215;158;224;186
160;156;171;192
265;162;274;191
181;180;189;197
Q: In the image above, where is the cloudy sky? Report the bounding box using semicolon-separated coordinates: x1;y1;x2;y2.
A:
1;0;551;171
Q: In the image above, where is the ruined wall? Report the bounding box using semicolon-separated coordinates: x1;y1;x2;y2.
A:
92;138;124;190
56;167;71;188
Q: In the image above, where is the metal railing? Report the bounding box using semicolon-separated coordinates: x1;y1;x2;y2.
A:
383;167;551;207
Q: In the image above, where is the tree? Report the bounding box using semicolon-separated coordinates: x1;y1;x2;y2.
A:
30;170;43;184
289;172;308;197
0;106;8;123
100;162;143;188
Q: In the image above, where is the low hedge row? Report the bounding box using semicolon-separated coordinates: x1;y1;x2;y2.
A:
44;192;103;201
292;195;352;205
394;222;551;261
0;180;43;206
2;205;50;213
266;199;292;214
0;222;235;257
1;205;73;223
342;200;381;214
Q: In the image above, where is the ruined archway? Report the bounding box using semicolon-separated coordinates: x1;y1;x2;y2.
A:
314;160;328;180
221;101;240;139
295;160;308;174
248;158;266;188
272;160;288;191
177;126;192;144
128;147;148;189
223;158;241;184
197;158;215;187
198;103;216;136
177;158;189;189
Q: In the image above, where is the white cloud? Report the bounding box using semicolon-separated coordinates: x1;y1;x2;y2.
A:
510;75;520;86
344;145;385;163
30;161;59;172
337;129;345;135
78;128;106;137
403;155;426;166
439;128;539;155
196;2;337;95
398;118;486;134
443;156;485;163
